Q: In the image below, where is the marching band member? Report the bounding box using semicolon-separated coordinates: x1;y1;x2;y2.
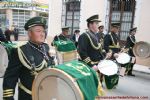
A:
52;26;70;44
78;14;105;69
3;17;54;100
78;14;105;96
103;22;121;89
125;27;137;76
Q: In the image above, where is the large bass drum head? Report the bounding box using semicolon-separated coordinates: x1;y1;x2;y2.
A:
0;44;8;77
133;41;150;58
98;60;118;76
32;68;83;100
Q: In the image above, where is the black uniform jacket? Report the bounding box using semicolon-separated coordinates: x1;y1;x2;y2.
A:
104;32;120;54
78;31;104;67
125;35;136;57
3;41;53;100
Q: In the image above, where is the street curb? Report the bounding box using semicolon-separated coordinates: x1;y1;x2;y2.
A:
133;64;150;74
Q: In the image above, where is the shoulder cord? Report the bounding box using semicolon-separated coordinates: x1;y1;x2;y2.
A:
17;47;47;71
129;35;136;44
109;33;119;47
85;32;102;50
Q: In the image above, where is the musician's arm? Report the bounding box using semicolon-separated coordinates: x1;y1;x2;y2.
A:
78;34;94;67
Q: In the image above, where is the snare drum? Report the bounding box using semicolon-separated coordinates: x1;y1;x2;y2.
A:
97;60;119;89
98;60;118;76
32;60;103;100
0;42;17;77
116;53;131;64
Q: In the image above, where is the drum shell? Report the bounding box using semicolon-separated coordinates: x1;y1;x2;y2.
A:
56;49;77;64
104;74;119;89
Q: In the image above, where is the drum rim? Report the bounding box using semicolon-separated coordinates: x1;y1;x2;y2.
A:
116;52;130;64
0;44;9;77
32;68;84;100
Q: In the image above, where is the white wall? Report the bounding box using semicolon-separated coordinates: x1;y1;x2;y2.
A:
79;0;106;33
134;0;150;43
47;0;62;37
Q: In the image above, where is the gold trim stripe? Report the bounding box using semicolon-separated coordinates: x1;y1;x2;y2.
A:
91;61;99;65
3;89;13;92
18;82;32;95
3;94;13;98
109;45;120;48
83;57;91;63
3;92;13;95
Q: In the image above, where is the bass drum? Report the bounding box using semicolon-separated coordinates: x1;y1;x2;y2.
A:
32;68;83;100
32;60;102;100
0;42;17;77
133;41;150;58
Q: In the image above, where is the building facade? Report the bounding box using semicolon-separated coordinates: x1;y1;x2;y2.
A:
0;0;48;35
48;0;150;43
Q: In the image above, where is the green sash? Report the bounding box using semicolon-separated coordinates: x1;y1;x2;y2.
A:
104;74;119;89
55;60;98;100
53;40;76;52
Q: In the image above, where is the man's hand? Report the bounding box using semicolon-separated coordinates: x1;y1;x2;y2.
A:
92;65;98;71
106;52;112;59
114;53;119;58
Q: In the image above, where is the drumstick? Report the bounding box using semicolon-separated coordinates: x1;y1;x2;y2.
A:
104;53;110;60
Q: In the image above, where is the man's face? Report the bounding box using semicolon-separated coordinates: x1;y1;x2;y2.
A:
28;26;45;44
99;27;104;32
131;30;136;35
89;22;99;33
111;26;120;33
62;29;69;36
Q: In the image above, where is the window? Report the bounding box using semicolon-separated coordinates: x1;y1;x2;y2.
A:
0;10;6;31
13;10;30;35
66;1;80;11
62;0;81;35
109;0;136;42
